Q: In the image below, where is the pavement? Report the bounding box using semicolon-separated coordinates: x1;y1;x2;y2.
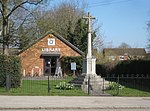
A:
0;96;150;111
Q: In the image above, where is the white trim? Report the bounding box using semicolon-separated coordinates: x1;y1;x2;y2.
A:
23;69;26;77
31;68;34;77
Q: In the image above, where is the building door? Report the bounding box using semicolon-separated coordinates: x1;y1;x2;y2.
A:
44;57;57;76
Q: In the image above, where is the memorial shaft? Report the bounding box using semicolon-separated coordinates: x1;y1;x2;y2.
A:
83;12;95;59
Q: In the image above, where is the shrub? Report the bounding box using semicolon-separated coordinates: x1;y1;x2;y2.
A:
107;82;124;90
56;82;74;90
0;54;22;88
61;56;83;75
96;61;118;77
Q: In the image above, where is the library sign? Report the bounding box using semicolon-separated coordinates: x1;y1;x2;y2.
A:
42;48;61;52
42;38;61;52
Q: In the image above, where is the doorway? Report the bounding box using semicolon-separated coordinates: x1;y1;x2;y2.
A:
44;57;57;76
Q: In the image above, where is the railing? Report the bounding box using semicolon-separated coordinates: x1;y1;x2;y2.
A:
0;74;150;96
0;76;88;96
102;74;150;96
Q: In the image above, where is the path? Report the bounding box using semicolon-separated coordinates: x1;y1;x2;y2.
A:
0;96;150;110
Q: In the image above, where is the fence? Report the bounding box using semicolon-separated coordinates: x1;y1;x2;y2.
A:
101;74;150;96
0;76;88;96
0;74;150;96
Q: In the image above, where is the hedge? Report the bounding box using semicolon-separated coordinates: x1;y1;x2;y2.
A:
111;60;150;75
96;60;150;77
0;54;22;88
61;56;83;76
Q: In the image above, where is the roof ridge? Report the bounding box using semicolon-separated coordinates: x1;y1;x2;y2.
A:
18;30;84;56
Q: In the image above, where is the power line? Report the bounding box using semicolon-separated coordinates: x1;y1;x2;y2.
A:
89;0;133;7
90;0;118;5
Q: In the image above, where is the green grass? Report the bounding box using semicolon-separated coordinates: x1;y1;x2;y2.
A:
0;78;88;96
1;78;150;96
106;87;150;97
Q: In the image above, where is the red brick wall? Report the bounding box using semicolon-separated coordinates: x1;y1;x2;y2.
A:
19;34;81;76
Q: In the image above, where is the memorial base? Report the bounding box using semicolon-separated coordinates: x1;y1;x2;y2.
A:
81;74;109;95
82;57;96;75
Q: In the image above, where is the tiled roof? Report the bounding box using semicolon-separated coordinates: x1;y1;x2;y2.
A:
18;29;84;56
103;48;146;56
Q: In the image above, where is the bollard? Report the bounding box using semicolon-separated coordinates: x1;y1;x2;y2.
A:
88;76;90;95
6;74;11;91
116;75;120;95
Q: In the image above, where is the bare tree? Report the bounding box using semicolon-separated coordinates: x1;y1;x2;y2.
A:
93;21;103;52
118;42;131;48
0;0;104;54
35;0;86;38
93;36;103;52
147;21;150;52
0;0;48;55
35;0;103;52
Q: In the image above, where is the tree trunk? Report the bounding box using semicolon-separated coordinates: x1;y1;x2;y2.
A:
2;0;9;55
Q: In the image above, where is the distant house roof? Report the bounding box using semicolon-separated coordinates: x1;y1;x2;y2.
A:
18;29;84;56
103;48;146;56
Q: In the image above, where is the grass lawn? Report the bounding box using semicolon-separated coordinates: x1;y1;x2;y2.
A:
106;87;150;97
1;78;150;96
0;77;88;96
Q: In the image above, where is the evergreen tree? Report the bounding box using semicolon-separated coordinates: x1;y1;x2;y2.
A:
67;21;75;45
73;18;96;53
74;18;88;52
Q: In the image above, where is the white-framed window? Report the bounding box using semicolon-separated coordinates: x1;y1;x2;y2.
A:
119;56;125;60
48;38;55;46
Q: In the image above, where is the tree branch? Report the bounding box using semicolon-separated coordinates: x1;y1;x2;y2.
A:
0;0;4;8
15;6;37;31
7;1;28;18
0;0;2;11
16;14;33;31
7;0;44;18
20;5;36;19
0;7;4;17
0;0;7;24
27;0;44;5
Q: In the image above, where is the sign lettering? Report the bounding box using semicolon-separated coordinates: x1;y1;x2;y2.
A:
42;48;61;52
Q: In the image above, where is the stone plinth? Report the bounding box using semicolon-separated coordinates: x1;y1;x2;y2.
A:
81;12;110;95
82;57;96;76
81;74;109;95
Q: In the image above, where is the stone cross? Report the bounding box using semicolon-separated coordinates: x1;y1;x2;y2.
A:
82;12;96;76
83;12;95;59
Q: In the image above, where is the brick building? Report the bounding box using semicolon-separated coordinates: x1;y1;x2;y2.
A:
18;30;84;77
